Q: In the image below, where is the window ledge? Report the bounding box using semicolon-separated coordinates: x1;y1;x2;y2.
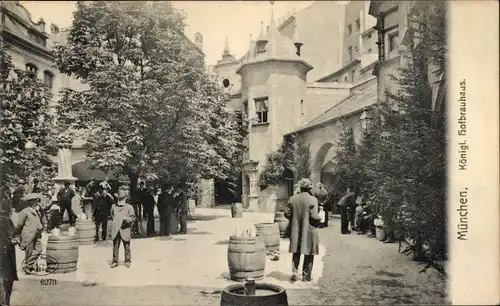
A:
252;122;270;127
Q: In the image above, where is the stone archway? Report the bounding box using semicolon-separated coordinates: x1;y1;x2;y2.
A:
312;142;334;183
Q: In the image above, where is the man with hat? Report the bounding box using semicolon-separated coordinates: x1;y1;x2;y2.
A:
109;182;136;268
14;193;43;274
1;196;18;305
11;180;26;213
284;178;321;282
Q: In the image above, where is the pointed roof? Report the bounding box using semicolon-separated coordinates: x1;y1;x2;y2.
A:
256;21;268;43
293;24;303;45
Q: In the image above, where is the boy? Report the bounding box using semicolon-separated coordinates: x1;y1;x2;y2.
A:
109;183;136;268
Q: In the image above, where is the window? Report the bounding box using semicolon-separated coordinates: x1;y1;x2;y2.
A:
26;63;38;76
43;71;54;89
344;76;348;82
388;31;399;52
255;98;268;123
348;46;353;62
351;70;356;82
347;24;352;35
300;99;304;115
355;19;360;31
368;48;372;53
367;33;372;39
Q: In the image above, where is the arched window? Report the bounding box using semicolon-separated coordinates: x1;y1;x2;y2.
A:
43;71;54;89
26;63;38;76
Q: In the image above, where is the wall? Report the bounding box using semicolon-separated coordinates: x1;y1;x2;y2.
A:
304;84;351;124
212;60;242;97
278;1;345;82
240;60;308;173
342;0;365;66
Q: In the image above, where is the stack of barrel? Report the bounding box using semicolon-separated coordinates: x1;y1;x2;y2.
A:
75;197;96;245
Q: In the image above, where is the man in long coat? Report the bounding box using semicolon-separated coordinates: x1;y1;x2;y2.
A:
141;187;156;237
158;185;177;236
337;188;356;234
1;200;18;306
176;184;189;235
109;184;136;268
15;194;43;274
284;178;321;282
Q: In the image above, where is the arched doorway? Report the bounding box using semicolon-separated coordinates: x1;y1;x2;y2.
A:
312;142;334;183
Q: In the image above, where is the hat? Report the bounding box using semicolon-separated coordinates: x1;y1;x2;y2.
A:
22;193;40;202
298;178;313;189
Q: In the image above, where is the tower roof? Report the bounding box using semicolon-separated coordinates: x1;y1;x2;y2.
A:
256;21;268;43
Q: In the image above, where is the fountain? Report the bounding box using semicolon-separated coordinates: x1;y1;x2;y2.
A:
220;278;288;306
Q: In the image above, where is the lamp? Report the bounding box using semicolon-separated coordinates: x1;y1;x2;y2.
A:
359;110;373;132
25;137;36;157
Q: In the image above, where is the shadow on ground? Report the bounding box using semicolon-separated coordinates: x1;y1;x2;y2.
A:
188;215;226;222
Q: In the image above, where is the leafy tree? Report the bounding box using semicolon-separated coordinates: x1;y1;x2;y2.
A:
294;133;311;180
54;1;244;204
261;135;295;186
0;37;57;192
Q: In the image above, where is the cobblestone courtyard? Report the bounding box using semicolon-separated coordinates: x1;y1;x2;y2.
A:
11;209;448;305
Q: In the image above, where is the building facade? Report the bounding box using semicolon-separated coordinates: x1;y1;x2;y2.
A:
211;1;379;210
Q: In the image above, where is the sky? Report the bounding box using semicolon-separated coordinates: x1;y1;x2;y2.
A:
19;1;335;66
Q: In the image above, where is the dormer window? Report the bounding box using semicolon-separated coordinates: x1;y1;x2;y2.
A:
255;97;268;123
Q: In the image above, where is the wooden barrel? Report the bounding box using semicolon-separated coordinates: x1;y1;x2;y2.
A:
221;283;288;306
75;218;96;245
231;203;243;218
46;234;79;274
227;235;266;281
273;212;289;238
254;223;280;252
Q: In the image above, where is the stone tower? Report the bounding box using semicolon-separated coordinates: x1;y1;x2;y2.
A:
236;4;313;211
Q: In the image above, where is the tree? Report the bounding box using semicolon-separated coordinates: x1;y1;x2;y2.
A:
330;118;359;199
366;1;447;275
0;37;57;192
55;2;244;204
294;133;311;180
261;135;295;186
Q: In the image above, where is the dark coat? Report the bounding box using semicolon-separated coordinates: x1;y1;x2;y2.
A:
0;213;18;281
94;192;114;218
176;191;189;214
142;192;156;211
285;192;321;255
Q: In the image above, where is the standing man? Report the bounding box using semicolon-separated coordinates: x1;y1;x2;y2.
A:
142;186;156;237
337;187;356;234
156;186;165;236
85;178;97;199
159;185;176;236
11;180;26;213
14;194;43;274
284;178;321;282
57;182;76;227
0;200;18;306
176;183;189;235
94;186;114;242
109;183;136;268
